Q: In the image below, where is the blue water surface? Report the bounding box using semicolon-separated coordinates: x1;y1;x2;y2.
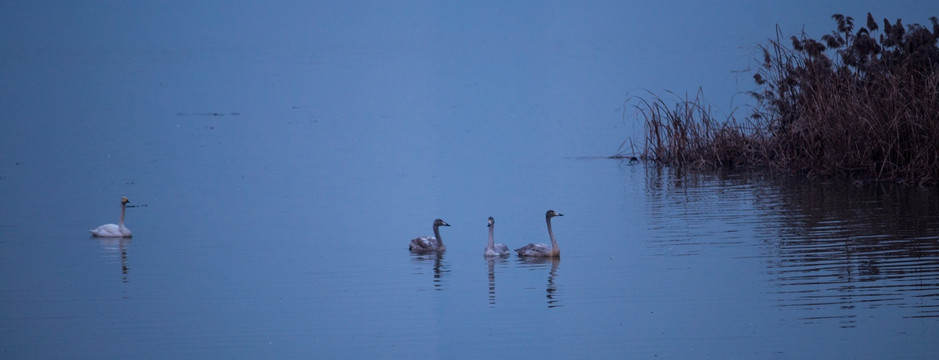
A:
3;2;939;359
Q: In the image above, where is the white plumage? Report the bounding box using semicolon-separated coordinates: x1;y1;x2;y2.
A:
90;197;132;238
484;217;510;257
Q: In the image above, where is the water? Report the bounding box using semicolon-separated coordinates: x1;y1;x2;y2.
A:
3;3;939;358
3;149;938;358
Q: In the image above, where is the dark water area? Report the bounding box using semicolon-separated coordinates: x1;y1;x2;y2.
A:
3;3;939;358
642;168;939;325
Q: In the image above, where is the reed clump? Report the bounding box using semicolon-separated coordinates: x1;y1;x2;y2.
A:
620;90;764;170
623;13;939;185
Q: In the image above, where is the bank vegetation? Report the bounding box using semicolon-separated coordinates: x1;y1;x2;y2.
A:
619;13;939;186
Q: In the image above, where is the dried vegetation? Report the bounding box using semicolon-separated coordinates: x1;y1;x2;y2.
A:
619;13;939;185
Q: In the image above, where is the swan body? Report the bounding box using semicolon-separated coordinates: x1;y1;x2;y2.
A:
515;210;563;257
91;197;132;238
514;243;553;257
484;216;510;257
409;219;450;252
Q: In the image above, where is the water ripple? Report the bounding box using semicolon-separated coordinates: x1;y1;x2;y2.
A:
642;167;939;323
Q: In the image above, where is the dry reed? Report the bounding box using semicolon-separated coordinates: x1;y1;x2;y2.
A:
620;13;939;185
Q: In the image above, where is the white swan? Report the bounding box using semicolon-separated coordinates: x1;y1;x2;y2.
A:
484;216;510;257
90;197;132;238
409;219;450;252
515;210;563;257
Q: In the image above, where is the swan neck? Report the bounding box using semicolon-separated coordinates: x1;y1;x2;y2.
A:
119;202;126;225
546;216;559;252
433;224;443;246
487;224;495;250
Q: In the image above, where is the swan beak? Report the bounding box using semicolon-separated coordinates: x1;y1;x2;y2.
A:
442;222;450;226
557;213;564;216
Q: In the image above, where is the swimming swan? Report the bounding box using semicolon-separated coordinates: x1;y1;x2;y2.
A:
515;210;563;257
90;197;132;238
409;219;450;252
484;216;510;257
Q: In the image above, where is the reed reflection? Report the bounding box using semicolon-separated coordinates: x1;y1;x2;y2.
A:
518;257;562;308
411;251;449;291
638;164;939;323
97;237;131;284
766;234;939;325
755;179;939;323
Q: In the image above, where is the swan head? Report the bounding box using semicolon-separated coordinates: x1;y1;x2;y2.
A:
121;197;130;205
433;219;450;227
546;209;563;218
487;216;494;227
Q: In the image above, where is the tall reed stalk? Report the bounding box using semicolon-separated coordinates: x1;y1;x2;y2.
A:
620;90;763;170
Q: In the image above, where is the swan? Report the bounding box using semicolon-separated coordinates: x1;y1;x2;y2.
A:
90;197;132;238
409;219;450;252
515;210;563;257
484;216;510;257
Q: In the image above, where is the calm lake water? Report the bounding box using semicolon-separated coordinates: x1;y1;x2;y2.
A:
3;134;938;359
3;5;939;358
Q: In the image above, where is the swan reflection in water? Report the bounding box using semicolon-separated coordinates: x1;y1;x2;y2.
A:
518;257;561;308
483;216;511;306
486;256;511;307
411;251;449;291
96;237;131;284
408;219;451;290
